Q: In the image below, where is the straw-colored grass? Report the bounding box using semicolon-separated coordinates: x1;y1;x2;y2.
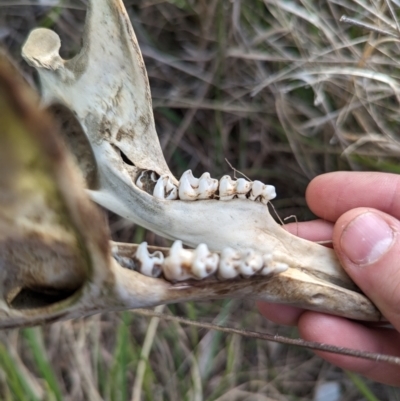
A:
1;0;399;399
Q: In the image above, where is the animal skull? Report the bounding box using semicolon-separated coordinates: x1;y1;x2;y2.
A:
0;0;382;329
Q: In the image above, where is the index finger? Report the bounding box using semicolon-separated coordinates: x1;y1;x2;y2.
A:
306;172;400;222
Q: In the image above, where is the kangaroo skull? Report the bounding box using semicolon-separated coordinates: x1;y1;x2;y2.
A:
0;0;381;328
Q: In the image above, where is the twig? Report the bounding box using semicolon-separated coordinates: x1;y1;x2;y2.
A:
134;309;400;367
225;158;252;181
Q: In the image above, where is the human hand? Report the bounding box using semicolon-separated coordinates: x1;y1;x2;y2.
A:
257;171;400;386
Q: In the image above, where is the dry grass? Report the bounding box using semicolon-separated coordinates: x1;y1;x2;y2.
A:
1;0;400;399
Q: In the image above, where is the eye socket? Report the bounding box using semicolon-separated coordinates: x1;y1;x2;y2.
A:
47;103;99;190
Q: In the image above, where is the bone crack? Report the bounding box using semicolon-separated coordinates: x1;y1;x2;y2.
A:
118;241;289;282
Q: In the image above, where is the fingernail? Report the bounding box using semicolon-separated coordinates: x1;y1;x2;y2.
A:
340;212;395;265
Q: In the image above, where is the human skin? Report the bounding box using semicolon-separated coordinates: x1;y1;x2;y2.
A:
257;171;400;386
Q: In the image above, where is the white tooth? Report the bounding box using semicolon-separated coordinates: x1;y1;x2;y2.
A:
262;253;273;266
261;262;289;275
166;186;178;200
136;171;146;190
274;263;289;273
239;249;263;276
153;176;166;199
218;247;241;279
249;180;276;204
164;175;178;200
179;171;198;201
260;253;288;275
236;178;252;199
135;242;163;277
191;243;219;279
163;241;193;281
219;176;236;201
197;173;218;200
260;185;276;204
150;171;159;182
248;180;264;201
182;170;199;187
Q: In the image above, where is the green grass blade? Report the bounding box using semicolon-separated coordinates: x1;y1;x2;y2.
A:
0;342;40;401
346;371;380;401
22;328;63;401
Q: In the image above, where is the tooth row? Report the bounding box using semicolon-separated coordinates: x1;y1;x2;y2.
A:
128;241;288;282
219;176;276;204
136;170;276;204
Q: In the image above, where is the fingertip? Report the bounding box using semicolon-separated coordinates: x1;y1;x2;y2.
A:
257;301;304;326
305;172;400;221
305;173;335;219
332;208;400;329
284;219;334;243
298;312;369;371
298;312;400;385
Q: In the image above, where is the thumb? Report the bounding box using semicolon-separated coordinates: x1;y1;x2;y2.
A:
333;208;400;328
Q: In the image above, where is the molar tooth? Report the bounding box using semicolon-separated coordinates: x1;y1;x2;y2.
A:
248;180;264;201
218;247;241;279
182;170;199;187
219;176;236;201
163;241;194;281
136;171;146;190
154;175;178;200
153;176;166;199
261;262;289;275
249;180;276;203
197;173;218;200
165;176;177;191
135;242;164;277
239;249;263;276
236;178;252;199
179;172;198;201
275;263;289;273
260;185;276;203
165;185;178;200
260;253;289;275
191;243;219;278
150;171;159;182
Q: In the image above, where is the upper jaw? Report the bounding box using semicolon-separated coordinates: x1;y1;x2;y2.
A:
14;0;382;323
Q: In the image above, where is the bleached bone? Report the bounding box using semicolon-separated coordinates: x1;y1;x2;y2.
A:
0;56;381;328
21;0;341;292
0;0;381;328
